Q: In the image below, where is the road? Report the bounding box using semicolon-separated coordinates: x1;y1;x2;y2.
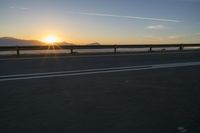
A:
0;51;200;133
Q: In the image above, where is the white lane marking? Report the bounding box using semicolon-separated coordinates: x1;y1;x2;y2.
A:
0;61;200;82
0;65;151;78
152;62;200;69
0;51;199;61
0;67;150;82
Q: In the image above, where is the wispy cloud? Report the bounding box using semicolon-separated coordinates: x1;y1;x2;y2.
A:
9;6;15;9
143;35;183;44
179;0;200;2
20;7;29;10
147;25;165;30
9;6;29;10
80;12;180;23
168;35;181;39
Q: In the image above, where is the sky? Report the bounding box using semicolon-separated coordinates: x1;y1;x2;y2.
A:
0;0;200;44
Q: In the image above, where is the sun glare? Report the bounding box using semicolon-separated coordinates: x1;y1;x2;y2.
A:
44;36;58;44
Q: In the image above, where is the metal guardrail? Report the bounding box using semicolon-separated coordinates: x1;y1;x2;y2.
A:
0;44;200;56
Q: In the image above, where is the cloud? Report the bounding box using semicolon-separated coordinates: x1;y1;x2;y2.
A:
9;6;15;9
147;25;165;29
179;0;200;2
8;6;29;10
145;35;182;41
168;35;181;39
20;7;29;10
80;12;180;23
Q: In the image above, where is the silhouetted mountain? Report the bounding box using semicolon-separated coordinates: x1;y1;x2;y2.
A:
87;42;101;46
54;41;75;46
0;37;45;46
0;37;75;46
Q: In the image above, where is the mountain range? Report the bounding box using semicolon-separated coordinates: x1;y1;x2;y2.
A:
0;37;74;46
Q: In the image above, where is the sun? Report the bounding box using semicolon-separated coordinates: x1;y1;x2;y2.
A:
43;36;58;44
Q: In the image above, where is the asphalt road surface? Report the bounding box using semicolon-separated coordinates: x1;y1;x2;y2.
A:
0;51;200;133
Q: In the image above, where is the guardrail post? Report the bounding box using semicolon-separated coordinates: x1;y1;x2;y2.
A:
179;44;183;51
149;46;152;52
114;45;117;54
70;47;73;54
16;46;20;56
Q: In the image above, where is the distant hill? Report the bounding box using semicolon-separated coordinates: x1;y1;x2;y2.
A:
87;42;101;46
54;41;75;46
0;37;45;46
0;37;75;46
